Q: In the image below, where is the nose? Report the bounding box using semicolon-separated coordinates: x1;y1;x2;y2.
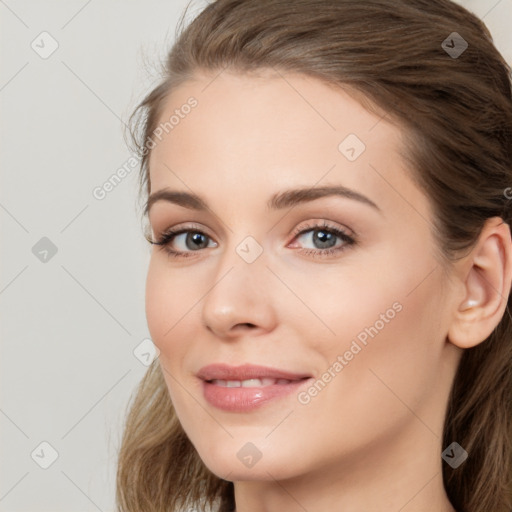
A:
201;248;277;339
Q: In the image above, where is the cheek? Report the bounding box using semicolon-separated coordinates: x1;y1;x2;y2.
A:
299;249;443;403
145;261;168;346
145;258;188;356
145;257;203;387
320;271;442;421
145;260;198;417
284;281;443;469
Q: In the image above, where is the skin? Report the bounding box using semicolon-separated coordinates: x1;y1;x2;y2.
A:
144;68;512;512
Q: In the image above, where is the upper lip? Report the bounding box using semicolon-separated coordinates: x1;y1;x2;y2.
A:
197;363;312;382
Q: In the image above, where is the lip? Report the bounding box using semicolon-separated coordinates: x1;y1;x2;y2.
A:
197;363;312;381
197;363;313;412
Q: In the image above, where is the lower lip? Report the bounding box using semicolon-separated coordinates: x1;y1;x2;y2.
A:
202;378;312;412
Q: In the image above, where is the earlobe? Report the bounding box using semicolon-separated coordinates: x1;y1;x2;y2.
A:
447;217;512;349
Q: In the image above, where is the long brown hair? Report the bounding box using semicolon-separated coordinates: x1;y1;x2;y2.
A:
116;1;512;511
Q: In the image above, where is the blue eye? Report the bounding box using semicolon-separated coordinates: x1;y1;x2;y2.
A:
291;221;356;258
149;221;356;260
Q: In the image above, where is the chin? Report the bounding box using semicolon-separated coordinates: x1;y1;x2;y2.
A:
193;439;306;482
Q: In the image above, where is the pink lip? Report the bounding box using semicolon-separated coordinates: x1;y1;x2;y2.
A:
197;363;311;381
197;363;312;412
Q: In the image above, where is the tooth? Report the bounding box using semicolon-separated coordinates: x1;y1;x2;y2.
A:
211;378;294;387
241;379;263;387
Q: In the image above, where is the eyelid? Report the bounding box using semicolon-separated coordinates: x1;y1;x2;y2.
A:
155;221;213;240
151;219;354;244
291;219;355;238
151;218;357;262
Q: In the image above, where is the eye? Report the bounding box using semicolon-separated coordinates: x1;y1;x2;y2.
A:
148;223;217;259
148;220;357;260
290;220;356;258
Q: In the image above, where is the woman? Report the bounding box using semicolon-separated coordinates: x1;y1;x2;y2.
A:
116;1;512;511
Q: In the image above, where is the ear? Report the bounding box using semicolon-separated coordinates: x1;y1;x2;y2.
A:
447;217;512;349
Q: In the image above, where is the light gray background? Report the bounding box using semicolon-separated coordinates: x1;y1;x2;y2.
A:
1;1;511;510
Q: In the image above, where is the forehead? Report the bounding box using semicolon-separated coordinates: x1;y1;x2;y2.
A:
150;69;392;167
147;70;427;221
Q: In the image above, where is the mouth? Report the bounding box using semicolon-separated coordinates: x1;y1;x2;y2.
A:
197;362;312;382
207;377;309;387
197;363;313;412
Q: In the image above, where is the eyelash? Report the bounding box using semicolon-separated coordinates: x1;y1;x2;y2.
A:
148;221;357;260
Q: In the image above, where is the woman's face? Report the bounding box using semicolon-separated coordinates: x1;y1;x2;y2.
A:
145;69;462;481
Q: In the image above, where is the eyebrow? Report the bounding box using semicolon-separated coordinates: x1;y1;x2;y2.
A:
144;185;381;216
